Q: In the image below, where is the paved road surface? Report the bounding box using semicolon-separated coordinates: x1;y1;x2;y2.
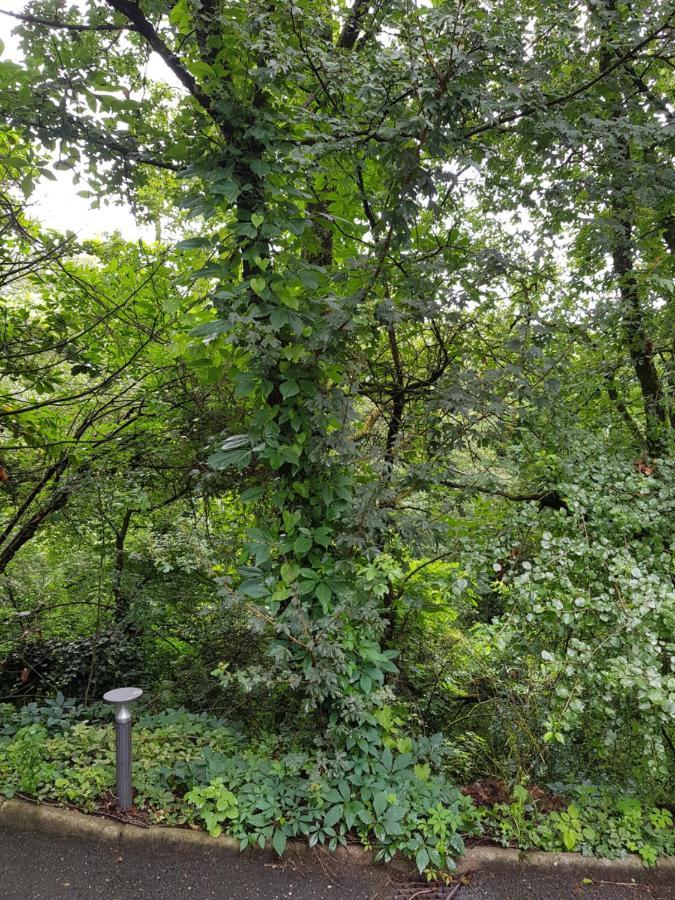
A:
0;827;388;900
458;863;674;899
0;827;673;899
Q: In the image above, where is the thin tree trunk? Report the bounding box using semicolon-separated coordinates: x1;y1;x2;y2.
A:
113;508;133;622
0;477;76;574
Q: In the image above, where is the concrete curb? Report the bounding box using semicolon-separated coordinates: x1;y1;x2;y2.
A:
0;799;124;844
454;845;675;875
0;799;394;872
0;797;673;876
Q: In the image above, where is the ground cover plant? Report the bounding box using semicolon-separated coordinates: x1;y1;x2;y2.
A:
0;0;673;878
1;703;672;872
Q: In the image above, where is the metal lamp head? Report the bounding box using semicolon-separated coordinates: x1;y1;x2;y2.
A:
103;686;143;723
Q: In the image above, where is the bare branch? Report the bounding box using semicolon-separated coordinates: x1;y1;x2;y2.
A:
441;479;568;511
0;9;127;33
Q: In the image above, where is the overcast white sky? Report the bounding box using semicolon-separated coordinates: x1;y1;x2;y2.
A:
0;0;168;239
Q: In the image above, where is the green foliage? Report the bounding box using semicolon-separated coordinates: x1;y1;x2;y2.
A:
0;693;95;738
459;445;674;786
1;724;52;795
0;0;673;875
482;786;675;866
184;779;238;837
0;705;479;872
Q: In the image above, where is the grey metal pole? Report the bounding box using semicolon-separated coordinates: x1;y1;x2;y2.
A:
103;687;143;812
115;715;133;810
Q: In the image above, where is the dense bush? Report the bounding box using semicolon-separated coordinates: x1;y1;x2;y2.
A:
391;445;674;803
482;451;674;786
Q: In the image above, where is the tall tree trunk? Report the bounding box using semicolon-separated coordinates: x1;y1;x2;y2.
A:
597;0;668;456
610;195;668;454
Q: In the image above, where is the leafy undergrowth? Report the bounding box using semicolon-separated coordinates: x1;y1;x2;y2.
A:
475;782;673;867
0;701;672;873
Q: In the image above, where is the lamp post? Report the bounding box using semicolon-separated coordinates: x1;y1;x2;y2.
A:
103;686;143;811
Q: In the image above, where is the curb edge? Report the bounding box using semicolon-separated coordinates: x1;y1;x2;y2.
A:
0;797;673;876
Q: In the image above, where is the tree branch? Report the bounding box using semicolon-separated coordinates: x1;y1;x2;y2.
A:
22;114;181;172
104;0;218;122
441;479;568;511
604;372;645;446
0;328;159;418
463;16;674;140
0;9;127;33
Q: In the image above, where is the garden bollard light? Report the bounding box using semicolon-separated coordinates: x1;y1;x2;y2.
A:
103;686;143;811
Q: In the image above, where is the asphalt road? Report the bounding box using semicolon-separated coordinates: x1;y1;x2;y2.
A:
0;827;673;900
0;827;388;900
458;863;674;900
